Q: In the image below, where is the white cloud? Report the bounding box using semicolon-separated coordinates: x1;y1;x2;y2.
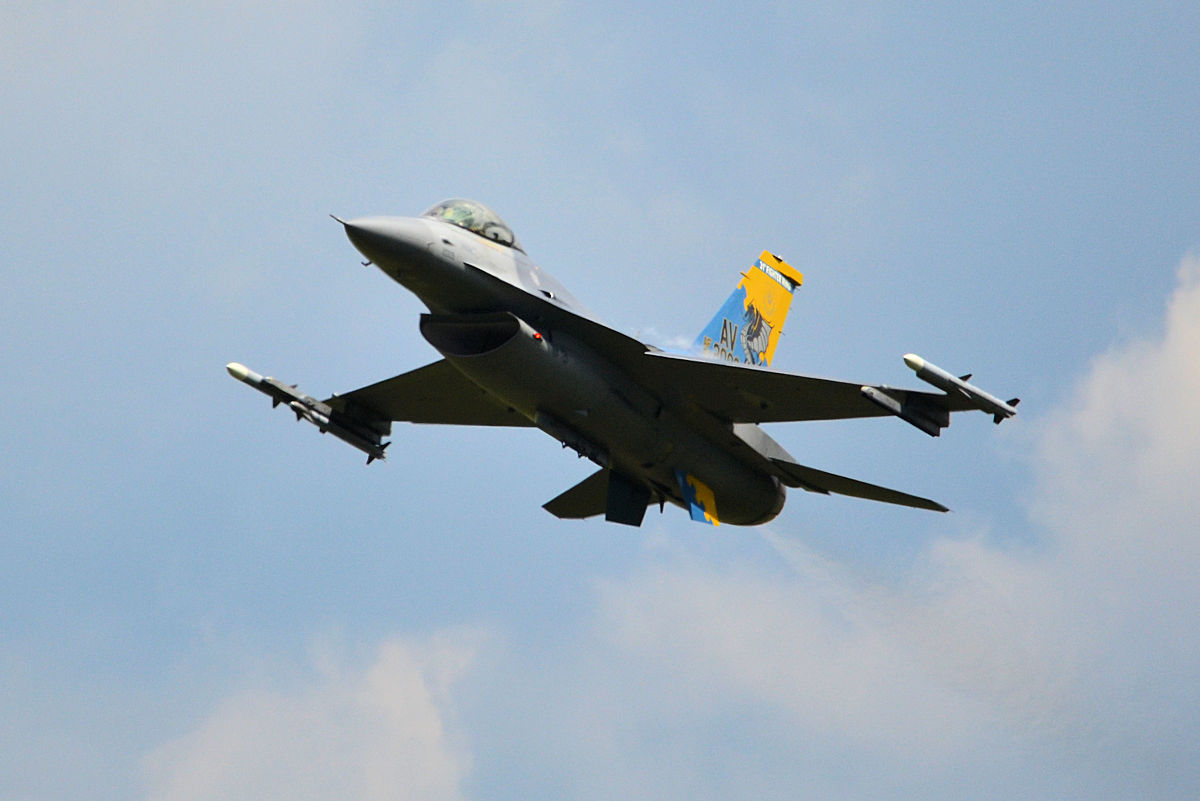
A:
1034;253;1200;552
142;632;479;801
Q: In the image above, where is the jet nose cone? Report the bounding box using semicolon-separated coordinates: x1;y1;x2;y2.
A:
337;215;434;268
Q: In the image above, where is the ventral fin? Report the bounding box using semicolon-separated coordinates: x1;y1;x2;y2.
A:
674;469;720;525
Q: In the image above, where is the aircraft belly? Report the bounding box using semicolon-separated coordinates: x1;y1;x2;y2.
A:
646;439;784;525
534;401;782;526
529;376;784;526
418;310;785;526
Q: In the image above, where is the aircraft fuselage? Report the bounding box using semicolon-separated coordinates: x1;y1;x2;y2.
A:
342;214;786;525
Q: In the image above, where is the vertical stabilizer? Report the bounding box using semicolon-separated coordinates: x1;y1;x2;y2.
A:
695;251;803;367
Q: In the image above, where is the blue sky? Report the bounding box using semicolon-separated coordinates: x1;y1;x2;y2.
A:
3;2;1199;799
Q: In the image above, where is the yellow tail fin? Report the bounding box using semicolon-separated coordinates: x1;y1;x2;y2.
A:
695;251;804;367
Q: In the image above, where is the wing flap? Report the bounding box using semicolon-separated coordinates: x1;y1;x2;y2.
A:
327;359;533;426
640;351;974;424
772;459;948;512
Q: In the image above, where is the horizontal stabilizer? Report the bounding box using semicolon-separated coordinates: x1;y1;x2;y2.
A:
543;469;609;519
542;468;654;526
771;458;948;512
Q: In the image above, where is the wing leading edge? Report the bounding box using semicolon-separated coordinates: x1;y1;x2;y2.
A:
637;351;975;427
326;359;533;427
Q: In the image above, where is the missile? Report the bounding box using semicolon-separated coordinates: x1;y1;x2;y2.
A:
226;362;390;463
226;361;301;408
902;354;1019;424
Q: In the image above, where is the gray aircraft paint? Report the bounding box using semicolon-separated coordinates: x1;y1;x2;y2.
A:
230;200;1016;526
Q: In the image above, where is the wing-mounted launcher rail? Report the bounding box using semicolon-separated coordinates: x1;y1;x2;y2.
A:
859;385;949;436
225;362;390;463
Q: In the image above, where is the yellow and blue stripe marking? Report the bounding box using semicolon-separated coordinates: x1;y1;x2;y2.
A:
675;469;720;525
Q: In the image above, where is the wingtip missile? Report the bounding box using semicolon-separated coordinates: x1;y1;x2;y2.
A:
225;362;390;463
903;353;1019;423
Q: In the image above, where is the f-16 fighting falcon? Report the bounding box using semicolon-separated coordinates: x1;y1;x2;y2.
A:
227;199;1018;526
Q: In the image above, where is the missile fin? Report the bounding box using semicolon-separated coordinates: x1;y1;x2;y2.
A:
995;399;1020;425
366;441;391;464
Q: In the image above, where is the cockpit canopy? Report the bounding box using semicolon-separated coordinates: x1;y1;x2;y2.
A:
421;199;522;251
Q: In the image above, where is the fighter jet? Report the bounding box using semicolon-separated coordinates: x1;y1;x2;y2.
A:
227;198;1018;526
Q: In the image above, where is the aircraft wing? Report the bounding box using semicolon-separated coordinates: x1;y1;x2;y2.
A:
326;359;533;426
637;351;975;426
444;262;977;432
